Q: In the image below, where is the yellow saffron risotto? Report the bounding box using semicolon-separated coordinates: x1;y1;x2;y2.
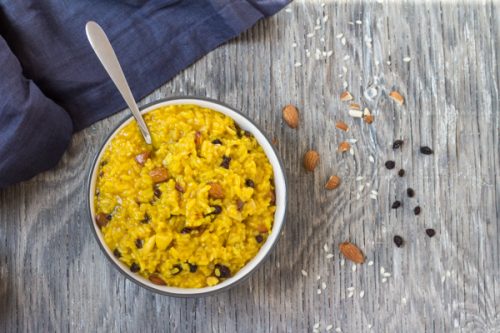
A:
94;105;275;288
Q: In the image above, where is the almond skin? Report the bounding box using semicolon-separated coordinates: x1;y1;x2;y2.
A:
364;114;374;124
338;141;351;153
389;91;405;105
335;121;349;132
304;150;320;171
149;167;169;183
209;183;224;199
282;104;299;128
149;275;166;285
339;242;365;264
325;175;341;190
340;91;353;101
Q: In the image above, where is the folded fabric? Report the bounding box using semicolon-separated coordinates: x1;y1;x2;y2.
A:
0;0;289;188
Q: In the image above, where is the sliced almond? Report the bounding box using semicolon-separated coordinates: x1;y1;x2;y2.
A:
304;150;320;171
335;121;349;132
209;183;224;199
282;104;299;128
325;175;341;190
363;107;371;116
338;141;351;153
340;91;353;101
364;114;374;124
389;91;405;105
256;224;269;233
339;241;365;264
149;167;169;183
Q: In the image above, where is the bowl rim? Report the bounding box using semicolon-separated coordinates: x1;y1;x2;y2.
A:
86;96;287;297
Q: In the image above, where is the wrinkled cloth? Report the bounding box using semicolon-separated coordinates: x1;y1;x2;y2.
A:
0;0;289;188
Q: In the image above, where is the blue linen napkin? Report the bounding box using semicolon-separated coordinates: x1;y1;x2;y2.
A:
0;0;289;188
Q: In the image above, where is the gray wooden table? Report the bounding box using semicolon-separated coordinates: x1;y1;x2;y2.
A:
1;1;499;332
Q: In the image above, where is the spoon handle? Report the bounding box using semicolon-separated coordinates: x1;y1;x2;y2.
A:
85;21;152;145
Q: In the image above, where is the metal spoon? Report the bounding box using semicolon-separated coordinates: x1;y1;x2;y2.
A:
85;21;152;145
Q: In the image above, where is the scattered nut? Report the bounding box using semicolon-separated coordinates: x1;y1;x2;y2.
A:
303;150;320;171
209;183;225;199
338;141;351;153
282;104;299;128
325;175;341;190
134;151;150;166
149;167;169;183
349;103;361;110
194;131;202;145
335;121;349;131
339;242;365;264
364;114;374;124
389;91;405;105
340;91;354;101
149;275;166;285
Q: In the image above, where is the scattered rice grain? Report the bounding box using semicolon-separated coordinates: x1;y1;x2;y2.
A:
301;270;308;276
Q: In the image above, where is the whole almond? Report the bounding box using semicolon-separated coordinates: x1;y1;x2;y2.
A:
340;91;353;101
389;91;405;105
339;242;365;264
325;175;341;190
149;167;169;183
335;121;349;132
209;182;225;199
338;141;351;153
149;275;166;285
364;114;374;124
304;150;320;171
282;104;299;128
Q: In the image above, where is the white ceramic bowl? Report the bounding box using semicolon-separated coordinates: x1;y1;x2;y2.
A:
87;97;287;296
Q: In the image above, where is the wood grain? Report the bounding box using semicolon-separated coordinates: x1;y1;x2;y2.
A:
1;0;499;332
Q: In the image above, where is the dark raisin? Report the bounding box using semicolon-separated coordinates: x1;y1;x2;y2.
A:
100;160;108;166
245;179;255;188
171;264;183;275
420;146;433;155
188;263;198;273
255;235;264;243
140;214;150;224
234;123;243;137
154;187;162;198
270;190;276;205
130;263;140;272
425;228;436;238
385;160;395;169
391;201;402;209
99;171;104;177
211;205;222;215
212;139;222;145
220;156;231;169
244;131;253;138
214;264;231;278
106;214;112;220
113;249;121;258
414;206;421;215
392;140;404;149
135;239;143;249
398;169;405;177
180;227;192;234
175;183;185;193
393;235;404;247
407;188;415;198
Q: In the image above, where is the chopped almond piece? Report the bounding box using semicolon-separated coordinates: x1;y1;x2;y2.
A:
134;151;150;166
349;103;361;110
364;114;374;124
149;167;169;183
340;91;353;101
335;121;349;131
389;91;405;105
338;141;351;152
